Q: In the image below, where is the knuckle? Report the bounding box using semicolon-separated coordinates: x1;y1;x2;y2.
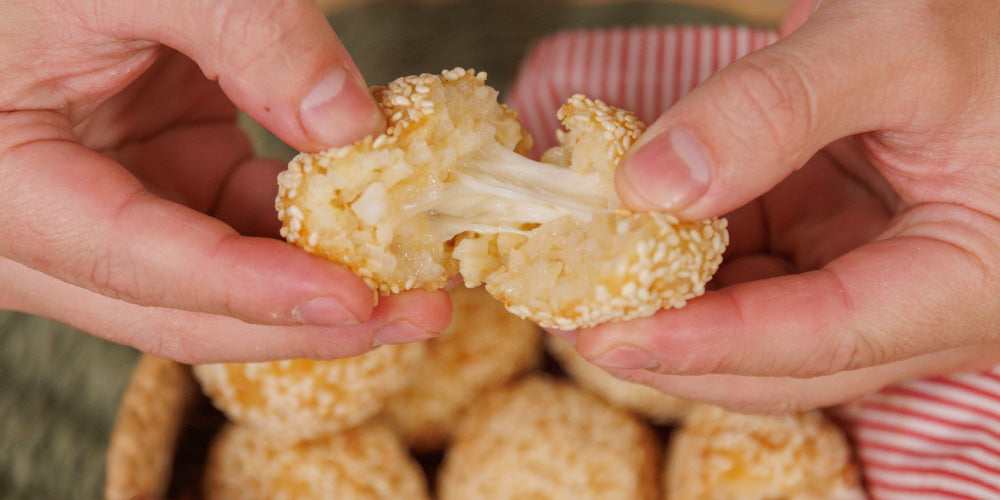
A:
304;328;373;360
795;328;886;377
114;311;205;364
789;268;887;377
833;331;888;371
157;332;202;365
88;249;143;303
210;0;295;73
717;52;819;162
135;328;201;365
87;189;162;308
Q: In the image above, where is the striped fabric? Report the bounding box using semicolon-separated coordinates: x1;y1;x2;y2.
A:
505;27;1000;499
836;368;1000;499
507;26;778;157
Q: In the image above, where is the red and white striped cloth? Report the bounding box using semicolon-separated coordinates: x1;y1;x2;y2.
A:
836;369;1000;499
507;26;777;158
505;27;1000;499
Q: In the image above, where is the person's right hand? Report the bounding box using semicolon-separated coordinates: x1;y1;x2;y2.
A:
0;0;451;364
563;0;1000;413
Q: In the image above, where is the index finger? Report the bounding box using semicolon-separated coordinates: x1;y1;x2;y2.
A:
0;111;375;328
575;207;1000;378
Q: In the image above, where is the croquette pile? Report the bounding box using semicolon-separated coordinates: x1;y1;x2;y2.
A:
195;288;867;500
190;69;866;499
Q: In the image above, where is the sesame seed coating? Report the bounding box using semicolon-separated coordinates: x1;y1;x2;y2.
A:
665;405;867;500
438;376;661;500
275;68;728;329
486;211;727;329
202;421;429;500
192;343;426;442
382;286;542;451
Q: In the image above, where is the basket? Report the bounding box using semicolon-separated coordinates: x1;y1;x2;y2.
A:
104;355;216;500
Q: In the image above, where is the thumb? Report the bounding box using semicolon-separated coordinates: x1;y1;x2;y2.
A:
114;0;384;152
616;3;903;220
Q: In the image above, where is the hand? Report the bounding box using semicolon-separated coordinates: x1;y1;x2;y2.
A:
565;0;1000;413
0;0;450;363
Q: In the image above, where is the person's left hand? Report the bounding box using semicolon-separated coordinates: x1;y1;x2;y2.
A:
0;0;451;363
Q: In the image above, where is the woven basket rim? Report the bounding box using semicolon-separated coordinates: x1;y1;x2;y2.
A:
105;354;198;500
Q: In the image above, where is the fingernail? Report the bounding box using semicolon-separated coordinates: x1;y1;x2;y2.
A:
592;345;659;370
373;320;436;346
623;128;710;211
301;68;384;146
293;296;362;327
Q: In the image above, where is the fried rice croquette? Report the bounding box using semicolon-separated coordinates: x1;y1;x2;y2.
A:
202;421;429;500
382;286;541;451
665;404;867;500
438;376;661;500
276;68;727;329
192;343;426;442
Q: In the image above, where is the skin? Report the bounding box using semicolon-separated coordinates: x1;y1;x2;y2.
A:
566;0;1000;413
0;0;451;364
6;0;996;412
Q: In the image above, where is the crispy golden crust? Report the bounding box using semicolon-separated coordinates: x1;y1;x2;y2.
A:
438;376;661;500
665;405;867;500
487;211;727;329
276;68;728;329
192;343;426;442
382;286;541;451
203;422;429;500
546;336;692;423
